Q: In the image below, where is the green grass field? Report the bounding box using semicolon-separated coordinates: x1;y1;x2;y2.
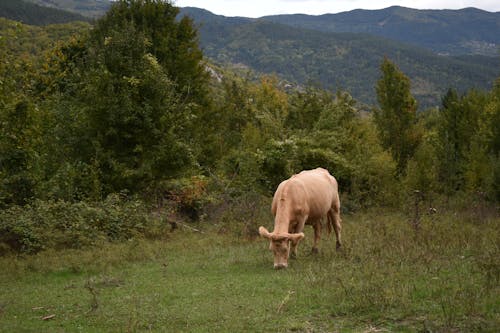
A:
0;210;498;332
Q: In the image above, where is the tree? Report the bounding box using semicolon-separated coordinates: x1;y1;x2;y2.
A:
435;88;492;196
33;0;208;197
436;88;463;192
373;58;420;175
0;26;38;206
90;0;209;107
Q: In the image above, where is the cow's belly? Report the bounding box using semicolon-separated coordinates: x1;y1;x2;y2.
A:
304;215;324;226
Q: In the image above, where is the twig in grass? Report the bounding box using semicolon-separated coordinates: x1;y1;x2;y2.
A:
84;278;99;312
363;325;388;332
277;290;295;314
177;221;205;234
412;190;424;232
42;314;56;320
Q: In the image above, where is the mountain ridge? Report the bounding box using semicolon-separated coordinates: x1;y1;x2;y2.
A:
181;7;500;107
261;5;500;56
1;1;498;107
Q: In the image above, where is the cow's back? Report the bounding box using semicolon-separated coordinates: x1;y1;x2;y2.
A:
272;168;338;220
295;168;338;219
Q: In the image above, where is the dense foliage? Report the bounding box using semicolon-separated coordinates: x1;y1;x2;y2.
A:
0;0;499;254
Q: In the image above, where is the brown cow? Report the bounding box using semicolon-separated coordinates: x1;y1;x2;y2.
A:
259;168;342;269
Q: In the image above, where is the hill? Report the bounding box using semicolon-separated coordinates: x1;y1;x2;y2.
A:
0;0;89;25
2;1;499;107
263;6;500;56
26;0;112;18
182;7;500;107
0;17;91;59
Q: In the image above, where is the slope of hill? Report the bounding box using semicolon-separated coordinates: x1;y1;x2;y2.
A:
181;7;500;107
3;0;498;108
262;6;500;56
0;17;91;58
0;0;89;25
26;0;111;18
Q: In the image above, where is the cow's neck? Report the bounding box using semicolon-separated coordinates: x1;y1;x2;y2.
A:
273;199;293;234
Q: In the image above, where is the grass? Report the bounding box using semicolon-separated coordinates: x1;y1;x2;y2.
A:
0;210;499;332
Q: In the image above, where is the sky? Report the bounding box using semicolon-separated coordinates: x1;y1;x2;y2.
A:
172;0;500;18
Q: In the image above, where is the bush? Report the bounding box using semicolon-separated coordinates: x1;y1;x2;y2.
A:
0;194;165;255
155;176;213;221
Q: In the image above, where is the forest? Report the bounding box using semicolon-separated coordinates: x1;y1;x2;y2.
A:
0;0;499;254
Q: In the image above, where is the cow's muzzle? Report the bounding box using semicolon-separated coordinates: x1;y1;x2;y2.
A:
274;263;288;269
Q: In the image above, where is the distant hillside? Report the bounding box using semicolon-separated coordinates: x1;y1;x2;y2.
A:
181;7;500;107
263;6;500;56
0;0;89;25
26;0;112;18
0;17;91;59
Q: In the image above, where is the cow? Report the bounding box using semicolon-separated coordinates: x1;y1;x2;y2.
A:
258;168;342;269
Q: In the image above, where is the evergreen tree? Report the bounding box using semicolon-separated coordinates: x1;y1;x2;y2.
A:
436;88;463;192
373;58;420;175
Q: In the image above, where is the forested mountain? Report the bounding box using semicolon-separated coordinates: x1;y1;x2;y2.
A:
263;6;500;56
18;1;500;56
181;7;500;107
0;0;89;25
2;1;499;107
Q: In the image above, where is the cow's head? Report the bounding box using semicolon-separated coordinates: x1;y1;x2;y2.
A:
258;226;304;269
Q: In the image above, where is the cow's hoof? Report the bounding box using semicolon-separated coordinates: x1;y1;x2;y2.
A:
311;247;319;254
336;242;342;251
290;252;297;259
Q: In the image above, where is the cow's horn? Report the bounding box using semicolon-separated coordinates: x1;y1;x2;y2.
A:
287;232;305;242
258;226;272;239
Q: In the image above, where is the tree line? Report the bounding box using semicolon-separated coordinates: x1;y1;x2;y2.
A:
1;0;499;213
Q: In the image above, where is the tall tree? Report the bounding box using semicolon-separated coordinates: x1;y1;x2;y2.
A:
436;88;463;192
0;27;37;206
34;0;209;197
90;0;209;107
373;58;420;175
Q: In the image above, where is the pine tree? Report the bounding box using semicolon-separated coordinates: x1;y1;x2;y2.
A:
373;58;420;175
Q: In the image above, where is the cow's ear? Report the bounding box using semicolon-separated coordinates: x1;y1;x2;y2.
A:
288;232;305;242
259;226;272;239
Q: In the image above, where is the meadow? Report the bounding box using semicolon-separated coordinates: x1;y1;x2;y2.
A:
1;209;498;332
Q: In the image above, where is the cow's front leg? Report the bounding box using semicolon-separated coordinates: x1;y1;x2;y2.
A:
289;218;306;259
312;222;321;254
289;240;298;259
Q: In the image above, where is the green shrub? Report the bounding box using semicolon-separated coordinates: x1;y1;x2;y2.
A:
153;176;214;221
0;194;165;255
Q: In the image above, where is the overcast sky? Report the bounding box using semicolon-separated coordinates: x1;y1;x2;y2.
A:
173;0;500;17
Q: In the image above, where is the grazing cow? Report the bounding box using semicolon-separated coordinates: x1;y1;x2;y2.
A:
259;168;342;269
